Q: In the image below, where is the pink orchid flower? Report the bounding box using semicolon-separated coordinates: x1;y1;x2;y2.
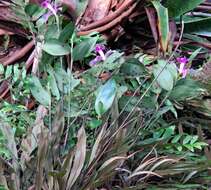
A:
89;44;114;67
40;0;58;22
176;56;189;78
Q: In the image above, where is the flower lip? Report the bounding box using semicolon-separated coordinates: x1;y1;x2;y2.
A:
176;56;188;64
89;44;115;67
41;0;50;8
177;56;189;78
95;44;106;53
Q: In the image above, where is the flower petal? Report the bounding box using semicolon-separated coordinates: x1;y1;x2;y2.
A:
89;56;103;67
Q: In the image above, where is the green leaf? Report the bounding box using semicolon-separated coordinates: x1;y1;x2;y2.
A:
25;3;45;20
43;39;71;56
169;78;203;101
153;129;165;139
152;1;169;52
171;134;182;143
5;66;13;78
73;37;98;61
162;126;175;139
190;135;198;144
120;58;147;77
183;135;192;144
184;144;194;152
88;119;102;129
184;17;211;37
176;145;183;151
188;48;202;63
54;67;80;94
29;76;51;106
193;142;208;149
119;96;157;112
175;15;211;24
0;64;4;75
48;72;60;100
95;79;117;116
153;60;174;91
45;25;59;40
165;0;204;17
13;65;20;83
59;22;74;42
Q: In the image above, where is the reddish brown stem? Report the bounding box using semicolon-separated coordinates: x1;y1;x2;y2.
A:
2;41;34;66
78;2;137;36
79;0;134;31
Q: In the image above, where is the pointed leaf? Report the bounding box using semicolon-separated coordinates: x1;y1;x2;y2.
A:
153;60;174;91
95;79;117;116
66;127;86;188
43;39;71;56
29;76;51;106
152;1;169;52
165;0;204;17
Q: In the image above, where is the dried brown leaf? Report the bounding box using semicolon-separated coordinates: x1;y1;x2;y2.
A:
66;126;86;188
88;124;106;166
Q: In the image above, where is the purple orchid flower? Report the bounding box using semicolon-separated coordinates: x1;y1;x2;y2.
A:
40;0;58;22
89;44;114;67
94;44;106;60
176;56;189;78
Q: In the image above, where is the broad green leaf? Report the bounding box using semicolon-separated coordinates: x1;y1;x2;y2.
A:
184;17;211;37
153;60;174;91
43;39;71;56
152;1;169;53
165;0;204;17
184;33;210;45
25;3;45;20
59;22;74;42
54;67;80;94
167;62;178;81
45;25;59;40
73;37;98;61
169;78;204;101
119;96;157;112
120;58;147;77
29;76;51;106
95;79;117;116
